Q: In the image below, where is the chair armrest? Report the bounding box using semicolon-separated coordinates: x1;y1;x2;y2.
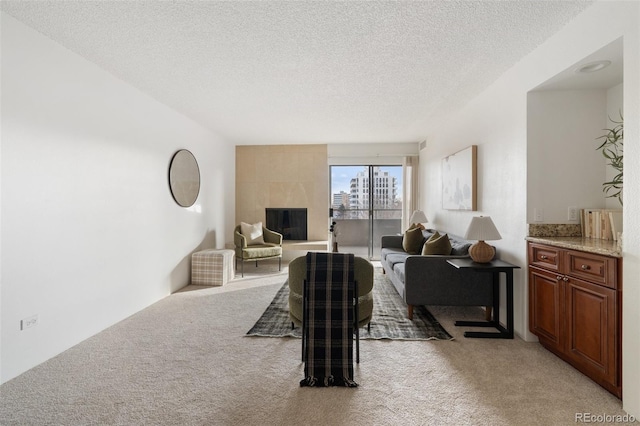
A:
288;256;306;295
404;255;469;298
404;254;470;280
263;228;283;245
404;254;492;306
234;230;247;248
354;257;374;295
381;235;403;249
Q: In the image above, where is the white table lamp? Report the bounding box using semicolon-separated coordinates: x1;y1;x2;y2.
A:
409;210;429;229
464;216;502;263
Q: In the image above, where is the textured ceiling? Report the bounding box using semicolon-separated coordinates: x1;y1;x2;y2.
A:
1;1;595;144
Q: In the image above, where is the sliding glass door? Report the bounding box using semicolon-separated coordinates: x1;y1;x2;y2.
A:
330;165;402;259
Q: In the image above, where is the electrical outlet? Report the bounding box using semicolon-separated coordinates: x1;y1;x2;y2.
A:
568;206;579;221
533;208;544;222
20;315;38;330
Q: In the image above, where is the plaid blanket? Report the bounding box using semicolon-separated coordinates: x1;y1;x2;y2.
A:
300;252;358;387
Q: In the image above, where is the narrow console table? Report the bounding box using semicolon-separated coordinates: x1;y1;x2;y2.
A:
447;258;520;339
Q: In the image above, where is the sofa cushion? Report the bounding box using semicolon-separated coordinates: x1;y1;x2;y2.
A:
380;248;391;261
450;239;472;256
385;252;411;268
241;221;265;245
422;232;452;255
380;247;405;261
402;227;424;255
393;262;406;284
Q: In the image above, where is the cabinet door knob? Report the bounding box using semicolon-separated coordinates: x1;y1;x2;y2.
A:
540;255;548;260
581;264;590;270
563;277;569;282
556;275;563;281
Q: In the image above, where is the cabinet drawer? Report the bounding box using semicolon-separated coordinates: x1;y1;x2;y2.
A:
566;251;617;289
529;243;562;272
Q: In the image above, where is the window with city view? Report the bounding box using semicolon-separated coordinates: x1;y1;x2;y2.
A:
330;166;403;259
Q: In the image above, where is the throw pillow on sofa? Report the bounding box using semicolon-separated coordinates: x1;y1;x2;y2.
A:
402;226;424;255
240;221;265;245
450;240;472;256
421;231;452;255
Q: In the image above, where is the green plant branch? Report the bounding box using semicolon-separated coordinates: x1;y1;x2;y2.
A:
595;114;623;205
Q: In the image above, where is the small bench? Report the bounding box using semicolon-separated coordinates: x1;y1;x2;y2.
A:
191;249;235;286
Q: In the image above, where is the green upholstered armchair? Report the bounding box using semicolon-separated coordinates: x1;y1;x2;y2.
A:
288;255;374;330
234;225;283;277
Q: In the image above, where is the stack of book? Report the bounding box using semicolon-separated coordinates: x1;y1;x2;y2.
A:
581;209;622;240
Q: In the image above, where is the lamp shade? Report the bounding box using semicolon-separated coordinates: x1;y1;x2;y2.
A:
409;210;428;225
464;216;502;241
464;216;501;263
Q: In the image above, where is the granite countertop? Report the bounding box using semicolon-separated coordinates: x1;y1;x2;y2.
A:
526;236;622;258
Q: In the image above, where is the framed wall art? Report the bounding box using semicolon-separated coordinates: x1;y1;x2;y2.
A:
442;145;477;211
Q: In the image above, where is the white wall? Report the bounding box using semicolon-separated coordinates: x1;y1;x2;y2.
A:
527;90;608;223
526;84;624;220
619;5;640;415
0;14;235;383
419;1;639;415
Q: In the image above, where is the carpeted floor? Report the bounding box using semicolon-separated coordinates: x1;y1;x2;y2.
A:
246;271;452;340
0;264;633;425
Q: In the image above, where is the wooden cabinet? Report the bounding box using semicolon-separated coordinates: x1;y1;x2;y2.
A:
528;242;622;398
529;266;564;351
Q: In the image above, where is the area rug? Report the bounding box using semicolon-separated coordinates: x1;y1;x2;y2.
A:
246;269;453;340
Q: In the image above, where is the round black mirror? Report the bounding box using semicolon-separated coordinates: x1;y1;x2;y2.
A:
168;149;200;207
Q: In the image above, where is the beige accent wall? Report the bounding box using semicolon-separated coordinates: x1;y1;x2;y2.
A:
236;144;329;241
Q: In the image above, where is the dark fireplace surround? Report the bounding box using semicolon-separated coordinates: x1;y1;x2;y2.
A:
266;208;307;240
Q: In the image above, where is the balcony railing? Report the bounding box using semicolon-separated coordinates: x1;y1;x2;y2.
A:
331;209;402;259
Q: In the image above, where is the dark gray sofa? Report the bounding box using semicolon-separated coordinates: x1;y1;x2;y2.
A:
380;229;493;319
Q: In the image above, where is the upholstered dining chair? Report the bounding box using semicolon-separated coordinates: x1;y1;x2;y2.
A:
234;223;283;277
288;253;374;364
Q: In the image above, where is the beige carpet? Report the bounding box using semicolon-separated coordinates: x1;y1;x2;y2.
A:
0;264;633;425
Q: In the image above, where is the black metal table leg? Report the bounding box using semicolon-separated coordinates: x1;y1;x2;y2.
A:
448;259;520;339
